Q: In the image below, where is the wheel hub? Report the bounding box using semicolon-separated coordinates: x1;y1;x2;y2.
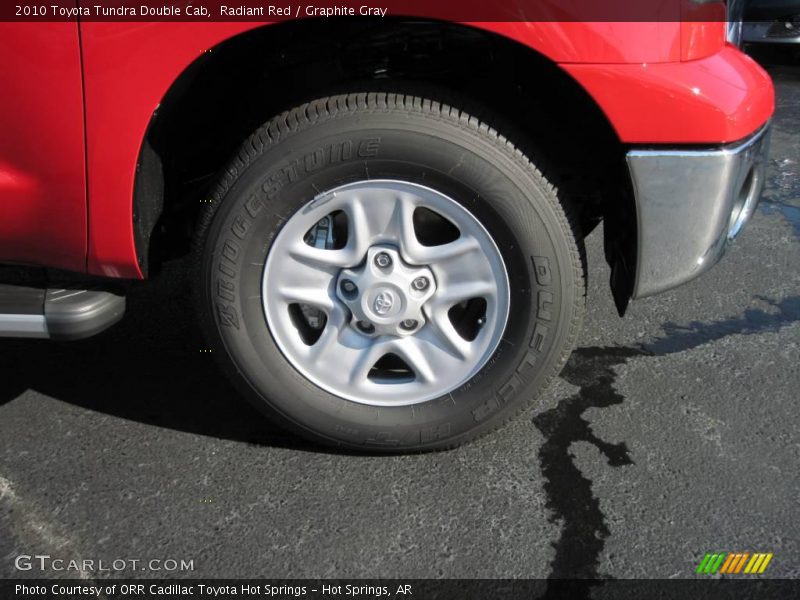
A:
336;246;436;336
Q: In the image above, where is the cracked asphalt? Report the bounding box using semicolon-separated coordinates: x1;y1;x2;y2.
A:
1;50;798;582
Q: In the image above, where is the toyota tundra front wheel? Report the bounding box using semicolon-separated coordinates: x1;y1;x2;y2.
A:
195;93;585;451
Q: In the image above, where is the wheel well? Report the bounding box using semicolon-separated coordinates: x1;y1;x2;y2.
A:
136;18;634;308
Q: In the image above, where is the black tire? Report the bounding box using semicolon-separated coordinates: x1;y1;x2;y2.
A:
194;92;585;452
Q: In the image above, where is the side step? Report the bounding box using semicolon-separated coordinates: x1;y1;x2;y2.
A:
0;284;125;340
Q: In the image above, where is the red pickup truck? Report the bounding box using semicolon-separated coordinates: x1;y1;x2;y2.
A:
0;2;774;450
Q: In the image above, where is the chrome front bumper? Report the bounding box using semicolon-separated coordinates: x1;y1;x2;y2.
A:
626;123;771;299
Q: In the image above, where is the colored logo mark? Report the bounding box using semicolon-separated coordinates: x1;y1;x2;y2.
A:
696;552;773;575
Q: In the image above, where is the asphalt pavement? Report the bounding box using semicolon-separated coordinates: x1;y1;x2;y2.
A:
1;50;798;581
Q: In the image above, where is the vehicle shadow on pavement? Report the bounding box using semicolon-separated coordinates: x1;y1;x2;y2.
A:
0;262;317;452
534;295;800;591
0;275;798;484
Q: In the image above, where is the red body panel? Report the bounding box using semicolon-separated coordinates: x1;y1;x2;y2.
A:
0;23;86;272
563;45;775;144
0;19;775;278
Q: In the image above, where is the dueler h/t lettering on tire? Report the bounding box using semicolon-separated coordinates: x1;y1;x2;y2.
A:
194;92;585;451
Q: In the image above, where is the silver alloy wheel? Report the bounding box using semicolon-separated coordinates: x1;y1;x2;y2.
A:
262;180;510;406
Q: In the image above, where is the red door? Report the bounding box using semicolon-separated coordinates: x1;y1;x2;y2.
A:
0;22;87;272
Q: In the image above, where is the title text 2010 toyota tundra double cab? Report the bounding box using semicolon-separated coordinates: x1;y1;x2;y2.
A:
0;2;774;450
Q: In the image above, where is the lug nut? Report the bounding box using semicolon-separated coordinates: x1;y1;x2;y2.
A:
412;277;429;291
356;321;375;334
400;319;418;331
375;252;392;269
340;279;357;295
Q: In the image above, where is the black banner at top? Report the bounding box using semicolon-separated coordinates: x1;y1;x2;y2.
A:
3;0;746;22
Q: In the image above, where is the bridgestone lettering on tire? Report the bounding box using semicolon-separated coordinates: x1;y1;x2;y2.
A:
195;92;585;451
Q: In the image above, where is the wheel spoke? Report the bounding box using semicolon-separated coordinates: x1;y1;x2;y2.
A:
347;339;392;385
287;241;361;270
345;190;418;254
308;305;350;362
430;280;497;309
276;285;335;310
423;306;473;360
391;195;420;254
392;333;469;384
269;250;338;309
428;235;481;262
